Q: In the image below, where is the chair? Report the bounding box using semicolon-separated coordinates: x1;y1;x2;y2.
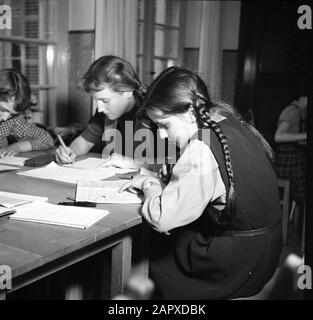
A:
277;178;291;245
232;253;304;300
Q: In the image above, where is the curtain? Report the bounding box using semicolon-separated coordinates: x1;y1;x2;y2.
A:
95;0;137;66
93;0;137;113
198;1;222;100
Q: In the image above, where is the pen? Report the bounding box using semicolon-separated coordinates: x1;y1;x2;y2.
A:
57;134;74;165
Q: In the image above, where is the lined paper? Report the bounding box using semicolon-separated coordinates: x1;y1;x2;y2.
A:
76;180;143;204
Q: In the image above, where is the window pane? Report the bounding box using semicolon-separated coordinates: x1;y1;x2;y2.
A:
166;0;180;27
154;27;165;56
1;0;56;40
165;29;179;58
41;0;56;41
153;59;165;78
138;0;144;20
155;0;166;24
0;41;22;70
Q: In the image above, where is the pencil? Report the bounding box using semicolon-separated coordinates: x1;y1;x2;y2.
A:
57;134;74;165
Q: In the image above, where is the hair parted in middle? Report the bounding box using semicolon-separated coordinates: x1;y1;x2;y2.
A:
140;66;273;226
82;55;146;105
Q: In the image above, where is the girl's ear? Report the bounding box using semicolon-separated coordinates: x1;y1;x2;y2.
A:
123;91;133;98
187;106;197;123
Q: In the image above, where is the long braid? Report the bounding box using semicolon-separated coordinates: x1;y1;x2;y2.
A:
194;95;237;226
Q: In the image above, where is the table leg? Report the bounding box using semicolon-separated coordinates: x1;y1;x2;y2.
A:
131;225;149;278
110;235;132;298
0;290;6;300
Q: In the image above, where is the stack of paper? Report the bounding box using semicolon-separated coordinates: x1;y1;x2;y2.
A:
75;180;143;204
9;202;109;229
0;156;29;172
0;207;16;217
0;156;28;166
0;164;20;172
0;191;48;208
18;161;133;184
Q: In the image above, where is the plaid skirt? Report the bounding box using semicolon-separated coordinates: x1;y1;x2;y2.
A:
274;143;306;203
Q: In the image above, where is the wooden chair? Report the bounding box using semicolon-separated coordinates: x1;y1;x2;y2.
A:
232;253;304;300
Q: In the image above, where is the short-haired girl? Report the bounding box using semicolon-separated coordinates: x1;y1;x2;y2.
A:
55;55;149;167
120;67;282;299
0;69;54;157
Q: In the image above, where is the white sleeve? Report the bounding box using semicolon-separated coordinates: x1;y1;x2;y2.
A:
141;139;226;233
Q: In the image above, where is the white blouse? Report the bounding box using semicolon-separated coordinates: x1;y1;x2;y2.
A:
141;138;226;234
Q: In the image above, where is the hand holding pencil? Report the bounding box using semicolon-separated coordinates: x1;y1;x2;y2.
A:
55;135;77;164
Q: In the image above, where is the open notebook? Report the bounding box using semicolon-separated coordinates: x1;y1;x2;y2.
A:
9;202;109;229
75;180;143;204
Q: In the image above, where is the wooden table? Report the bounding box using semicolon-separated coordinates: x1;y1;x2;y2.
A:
0;152;147;299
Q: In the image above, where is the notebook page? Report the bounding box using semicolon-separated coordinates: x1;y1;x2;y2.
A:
76;180;143;204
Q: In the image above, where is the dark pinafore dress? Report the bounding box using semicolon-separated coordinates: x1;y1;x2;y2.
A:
149;116;282;300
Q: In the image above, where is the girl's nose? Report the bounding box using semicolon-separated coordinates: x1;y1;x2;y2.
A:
97;102;107;113
159;128;168;140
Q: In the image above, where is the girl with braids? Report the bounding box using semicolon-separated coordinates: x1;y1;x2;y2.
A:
120;67;282;299
55;55;148;167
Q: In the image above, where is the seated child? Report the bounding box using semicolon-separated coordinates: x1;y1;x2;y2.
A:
0;69;54;157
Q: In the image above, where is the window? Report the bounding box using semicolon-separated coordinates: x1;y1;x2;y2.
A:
137;0;186;84
0;0;56;125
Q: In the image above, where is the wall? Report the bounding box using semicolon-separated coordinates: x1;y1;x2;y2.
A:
221;1;241;50
184;1;241;105
69;0;95;31
67;0;95;125
55;0;69;126
184;1;241;50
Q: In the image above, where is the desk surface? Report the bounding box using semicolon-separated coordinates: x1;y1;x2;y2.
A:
0;151;142;280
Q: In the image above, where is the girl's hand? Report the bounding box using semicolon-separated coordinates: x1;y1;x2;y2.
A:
99;153;140;169
118;175;159;193
0;145;20;158
55;145;77;164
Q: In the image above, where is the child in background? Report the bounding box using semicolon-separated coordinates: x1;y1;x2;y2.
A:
120;67;282;299
0;69;54;157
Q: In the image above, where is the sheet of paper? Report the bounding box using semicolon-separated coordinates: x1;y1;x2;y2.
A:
62;157;108;169
76;180;143;204
0;207;16;217
10;202;109;229
18;161;134;184
0;191;48;208
0;156;28;166
0;164;20;172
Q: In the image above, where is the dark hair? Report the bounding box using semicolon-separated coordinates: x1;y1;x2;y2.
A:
0;69;31;112
140;67;273;226
82;55;146;105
